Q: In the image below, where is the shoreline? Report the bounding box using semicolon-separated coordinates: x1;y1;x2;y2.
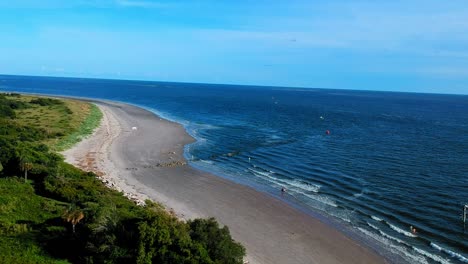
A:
62;98;387;264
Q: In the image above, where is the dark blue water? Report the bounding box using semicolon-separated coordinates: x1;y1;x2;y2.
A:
1;75;467;263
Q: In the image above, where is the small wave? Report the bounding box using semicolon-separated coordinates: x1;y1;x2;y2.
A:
413;246;452;264
194;123;220;130
288;179;321;193
270;134;282;140
337;215;351;223
247;170;334;207
248;168;273;178
367;222;380;231
328;210;352;223
310;194;338;208
248;167;332;207
357;228;429;264
247;168;290;187
388;223;417;238
297;190;338;207
367;222;408;246
352;192;364;198
371;215;383;222
431;243;468;263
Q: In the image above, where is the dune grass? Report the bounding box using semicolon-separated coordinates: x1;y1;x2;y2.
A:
53;103;102;151
9;95;102;151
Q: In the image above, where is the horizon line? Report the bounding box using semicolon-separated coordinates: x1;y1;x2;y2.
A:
0;73;466;96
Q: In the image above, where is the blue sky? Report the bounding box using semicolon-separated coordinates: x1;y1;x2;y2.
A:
0;0;467;94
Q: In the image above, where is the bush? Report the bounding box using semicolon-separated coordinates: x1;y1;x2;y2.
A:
30;98;64;106
0;104;16;118
188;218;245;264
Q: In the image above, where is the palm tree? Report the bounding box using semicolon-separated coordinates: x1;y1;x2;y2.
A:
19;157;33;183
63;209;85;233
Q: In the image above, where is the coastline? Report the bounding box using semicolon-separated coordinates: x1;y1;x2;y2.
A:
62;99;386;264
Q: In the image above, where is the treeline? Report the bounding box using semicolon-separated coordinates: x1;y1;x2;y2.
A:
0;94;245;263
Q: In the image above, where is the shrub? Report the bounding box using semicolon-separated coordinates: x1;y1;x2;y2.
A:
30;98;64;106
188;218;245;264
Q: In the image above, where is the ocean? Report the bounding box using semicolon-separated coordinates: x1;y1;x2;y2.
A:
1;75;467;263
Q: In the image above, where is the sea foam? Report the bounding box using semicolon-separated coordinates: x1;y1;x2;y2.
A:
412;246;452;264
430;243;468;263
288;179;321;193
357;227;429;264
367;222;409;246
388;223;417;238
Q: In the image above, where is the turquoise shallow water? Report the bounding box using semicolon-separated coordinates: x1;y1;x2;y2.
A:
1;75;467;263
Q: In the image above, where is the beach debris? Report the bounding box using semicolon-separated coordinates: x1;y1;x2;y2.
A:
142;160;187;169
101;178;145;206
132;126;138;130
76;152;106;177
158;160;186;167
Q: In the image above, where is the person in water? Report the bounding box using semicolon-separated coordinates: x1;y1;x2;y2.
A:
281;187;286;194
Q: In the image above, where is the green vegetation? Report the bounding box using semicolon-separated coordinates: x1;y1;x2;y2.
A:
54;104;102;151
11;94;97;149
29;97;65;107
0;94;245;263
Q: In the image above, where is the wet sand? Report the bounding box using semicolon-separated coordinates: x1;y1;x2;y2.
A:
63;100;387;264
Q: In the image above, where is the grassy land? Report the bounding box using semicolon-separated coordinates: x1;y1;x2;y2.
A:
7;95;103;151
53;103;102;151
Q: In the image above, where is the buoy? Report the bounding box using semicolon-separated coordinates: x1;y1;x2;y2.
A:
325;130;330;135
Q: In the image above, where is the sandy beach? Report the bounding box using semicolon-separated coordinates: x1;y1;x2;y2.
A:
63;100;387;264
